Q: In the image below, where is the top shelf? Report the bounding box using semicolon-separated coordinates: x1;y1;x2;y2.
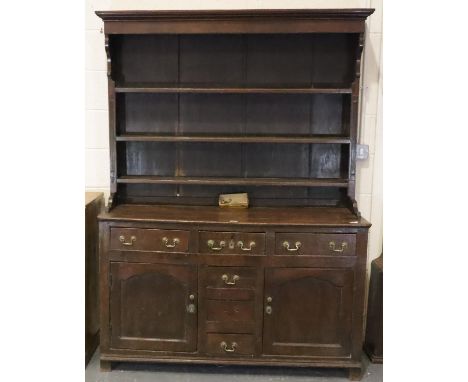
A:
114;84;353;95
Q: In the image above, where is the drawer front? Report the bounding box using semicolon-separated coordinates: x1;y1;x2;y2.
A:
110;227;190;252
205;267;257;289
206;300;255;323
199;231;265;255
206;334;255;356
275;233;356;256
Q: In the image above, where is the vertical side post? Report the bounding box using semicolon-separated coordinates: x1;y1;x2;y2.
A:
348;32;365;217
105;34;117;210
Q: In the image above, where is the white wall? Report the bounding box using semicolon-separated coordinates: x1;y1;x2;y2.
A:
85;0;383;272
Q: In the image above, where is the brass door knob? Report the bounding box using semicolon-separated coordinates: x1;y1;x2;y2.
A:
186;294;196;314
265;296;273;314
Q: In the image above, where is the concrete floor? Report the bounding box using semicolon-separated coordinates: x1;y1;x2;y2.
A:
86;350;383;382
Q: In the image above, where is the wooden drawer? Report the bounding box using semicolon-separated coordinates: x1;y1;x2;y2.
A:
206;300;255;322
205;267;257;289
275;233;356;256
110;227;190;252
206;334;255;356
199;231;265;255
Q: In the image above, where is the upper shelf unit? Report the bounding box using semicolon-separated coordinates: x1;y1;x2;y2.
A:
97;8;375;210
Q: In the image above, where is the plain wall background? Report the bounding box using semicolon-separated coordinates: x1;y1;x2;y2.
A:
85;0;383;289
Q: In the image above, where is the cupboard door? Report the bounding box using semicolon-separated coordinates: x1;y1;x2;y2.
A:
263;268;353;357
109;262;197;352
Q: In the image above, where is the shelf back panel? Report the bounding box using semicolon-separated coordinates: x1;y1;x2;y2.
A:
119;142;348;179
117;93;350;136
119;183;346;207
111;33;359;87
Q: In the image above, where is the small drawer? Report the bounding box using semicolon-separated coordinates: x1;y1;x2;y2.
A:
110;227;190;252
205;267;257;289
199;231;265;255
206;334;255;356
275;233;356;256
206;287;255;301
206;300;255;322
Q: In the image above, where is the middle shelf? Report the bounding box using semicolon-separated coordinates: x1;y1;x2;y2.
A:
115;134;351;144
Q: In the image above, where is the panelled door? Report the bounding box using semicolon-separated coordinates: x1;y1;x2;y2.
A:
109;261;198;352
263;267;354;357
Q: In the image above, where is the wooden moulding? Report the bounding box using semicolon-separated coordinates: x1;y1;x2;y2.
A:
96;9;374;35
114;85;353;94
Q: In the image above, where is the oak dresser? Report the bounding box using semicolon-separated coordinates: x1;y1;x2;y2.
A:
96;9;374;380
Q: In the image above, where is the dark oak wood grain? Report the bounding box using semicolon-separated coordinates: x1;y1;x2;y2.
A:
96;8;374;380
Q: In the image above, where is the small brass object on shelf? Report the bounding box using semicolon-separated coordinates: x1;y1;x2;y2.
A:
218;193;248;208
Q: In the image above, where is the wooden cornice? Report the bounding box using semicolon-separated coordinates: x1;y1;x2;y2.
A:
96;9;375;22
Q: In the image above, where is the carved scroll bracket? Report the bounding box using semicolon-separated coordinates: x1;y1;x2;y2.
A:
104;35;112;78
346;197;361;218
106;193;116;212
355;32;365;80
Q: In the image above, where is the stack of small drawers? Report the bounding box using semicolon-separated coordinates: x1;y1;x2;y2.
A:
200;231;265;356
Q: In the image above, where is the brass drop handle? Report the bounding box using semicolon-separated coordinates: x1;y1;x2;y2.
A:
283;241;301;252
119;235;136;246
220;341;237;352
329;241;348;253
222;274;240;285
186;294;196;314
265;296;273;315
237;241;256;251
162;237;180;248
207;239;226;251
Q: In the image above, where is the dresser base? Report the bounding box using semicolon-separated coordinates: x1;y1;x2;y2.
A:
100;353;364;380
98;205;370;381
